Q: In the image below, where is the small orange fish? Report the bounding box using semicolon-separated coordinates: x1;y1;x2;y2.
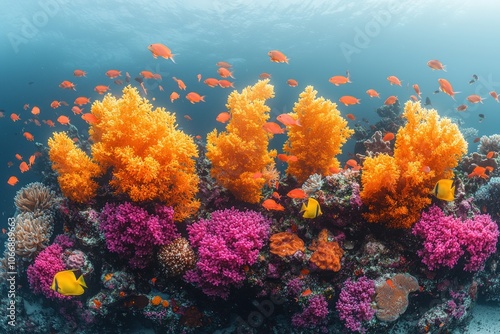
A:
71;106;84;115
216;61;232;68
412;84;421;98
57;115;70;125
287;79;298;87
7;176;19;186
32;106;41;114
186;92;205;104
268;50;289;63
10;113;20;122
422;166;431;173
140;70;155;79
151;277;157;285
106;70;121;78
383;132;395;141
74;96;90;105
456;104;468;112
365;89;380;98
23;132;34;141
218;80;234;88
261;199;285;211
467;94;484;104
29;155;36;166
148;43;175;62
438;78;458;100
345;159;358;168
44;119;55;127
346;113;355;120
170;92;180;103
489;91;499;102
263;122;285;134
301;289;312;297
94;85;110;94
184;115;192;121
158;85;164;91
51;101;62;109
172;77;186;90
81;113;99;124
386;279;396;289
59;80;76;90
473;137;481;143
384;95;398;105
15;154;23;161
73;69;87;77
287;188;307;199
204;78;219;87
339;96;360;106
410;95;419;102
387;75;402;86
486;151;495;159
427;59;446;71
259;72;271;79
277;114;300;127
152;73;162;80
93;299;102;309
216;112;231;123
19;161;29;173
329;75;350;86
217;67;234;79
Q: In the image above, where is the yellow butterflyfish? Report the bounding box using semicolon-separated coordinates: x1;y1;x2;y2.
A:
432;179;455;202
51;269;87;296
300;198;322;218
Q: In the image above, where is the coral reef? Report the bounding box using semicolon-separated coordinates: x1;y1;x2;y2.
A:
99;202;179;269
361;101;468;228
185;208;271;299
283;85;354;183
206;79;277;203
412;205;498;271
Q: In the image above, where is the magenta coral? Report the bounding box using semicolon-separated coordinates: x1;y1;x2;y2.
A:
27;242;70;300
412;205;498;272
336;277;376;333
184;208;271;299
99;202;179;269
291;295;329;328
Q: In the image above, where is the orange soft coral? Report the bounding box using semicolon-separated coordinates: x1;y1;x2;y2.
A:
269;232;305;257
48;86;199;221
206;79;277;203
283;86;354;183
48;132;101;203
360;101;467;228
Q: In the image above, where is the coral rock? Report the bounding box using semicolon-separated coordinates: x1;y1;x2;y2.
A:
269;232;305;257
309;241;343;271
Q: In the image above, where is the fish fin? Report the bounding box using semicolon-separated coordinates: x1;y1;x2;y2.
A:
77;274;88;289
170;54;177;63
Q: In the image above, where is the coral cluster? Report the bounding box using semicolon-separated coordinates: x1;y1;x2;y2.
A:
283;86;354;183
361;101;468;228
49;86;200;221
412;205;498;271
291;295;329;328
14;182;57;212
206;79;277;203
269;232;305;257
475;177;500;217
309;241;343;271
157;237;196;277
185;208;271;299
374;273;419;322
99;202;179;269
478;134;500;154
13;212;53;260
336;277;376;333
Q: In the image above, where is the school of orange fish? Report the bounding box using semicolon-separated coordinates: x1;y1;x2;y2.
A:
2;43;497;188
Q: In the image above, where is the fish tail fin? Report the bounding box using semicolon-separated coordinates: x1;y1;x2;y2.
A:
77;274;88;289
201;96;205;102
170;54;177;63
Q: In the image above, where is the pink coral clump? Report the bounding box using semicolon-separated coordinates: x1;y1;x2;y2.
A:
291;295;329;328
99;202;179;269
27;242;70;300
412;205;498;272
184;208;271;299
336;277;376;333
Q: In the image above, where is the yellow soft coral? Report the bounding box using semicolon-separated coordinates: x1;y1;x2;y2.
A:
48;132;101;203
283;86;354;183
360;101;467;228
48;86;199;221
206;79;277;203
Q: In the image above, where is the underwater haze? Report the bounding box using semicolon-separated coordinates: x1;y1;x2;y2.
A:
1;0;500;333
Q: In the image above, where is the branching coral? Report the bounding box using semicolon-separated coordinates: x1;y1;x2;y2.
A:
48;132;101;203
283;86;354;183
206;79;277;203
48;86;200;220
361;101;467;228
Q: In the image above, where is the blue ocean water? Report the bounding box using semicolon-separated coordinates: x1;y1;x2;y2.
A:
1;1;499;333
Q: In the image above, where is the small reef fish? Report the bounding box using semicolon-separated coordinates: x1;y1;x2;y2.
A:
51;269;87;296
185;92;205;104
215;112;231;123
7;176;18;186
432;179;455;201
263;122;285;134
57;115;70;125
59;80;76;90
424;97;432;106
262;199;285;211
204;78;219;87
10;113;20;121
383;132;395;141
277;114;300;127
469;74;478;84
287;79;298;87
172;77;186;90
467;95;484;104
489;91;499;102
300;198;322;218
31;106;41;114
412;84;421;98
105;70;121;79
74;97;91;105
218;80;234;88
387;75;402;86
94;85;110;94
287;188;307;199
384;96;397;105
427;59;446;71
217;67;234;79
170;92;180;103
268;50;289;63
438;78;459;100
329;73;351;86
339;96;360;106
259;73;271;79
456;104;468;112
73;69;86;77
365;89;380;98
216;61;232;68
148;43;175;62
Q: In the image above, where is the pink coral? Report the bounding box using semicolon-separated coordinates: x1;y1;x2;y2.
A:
27;242;69;300
412;205;498;271
184;208;271;299
336;277;376;332
99;202;179;269
291;295;329;328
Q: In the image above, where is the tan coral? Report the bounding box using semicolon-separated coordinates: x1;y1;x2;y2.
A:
269;232;305;257
14;182;57;213
13;212;54;260
309;240;343;271
375;273;419;322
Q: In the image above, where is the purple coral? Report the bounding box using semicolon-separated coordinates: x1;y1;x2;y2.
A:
99;202;179;269
27;242;69;300
184;208;271;299
412;205;498;272
336;277;376;333
291;295;329;328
